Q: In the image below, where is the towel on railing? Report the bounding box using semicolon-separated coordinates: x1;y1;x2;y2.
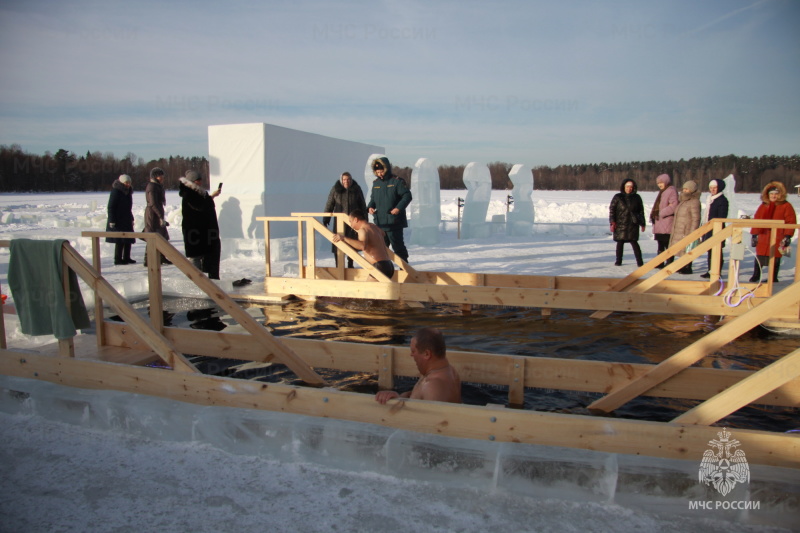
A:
8;239;90;339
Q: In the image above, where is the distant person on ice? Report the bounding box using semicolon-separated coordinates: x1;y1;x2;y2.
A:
367;156;412;263
323;171;367;268
649;173;677;269
106;174;136;265
332;209;394;280
669;180;702;275
749;181;796;283
179;170;222;280
609;179;646;266
143;167;171;266
375;327;461;404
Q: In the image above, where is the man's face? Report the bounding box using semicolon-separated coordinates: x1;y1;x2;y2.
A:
341;175;352;188
348;216;362;230
374;166;386;179
409;337;426;373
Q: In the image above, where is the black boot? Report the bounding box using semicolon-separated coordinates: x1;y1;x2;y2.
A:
679;262;693;275
632;242;644;267
614;242;623;266
122;242;136;264
773;258;781;282
749;256;767;283
114;243;124;265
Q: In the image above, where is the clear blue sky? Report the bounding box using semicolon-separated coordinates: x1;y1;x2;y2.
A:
0;0;798;168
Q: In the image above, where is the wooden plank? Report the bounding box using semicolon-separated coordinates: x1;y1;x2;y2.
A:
100;323;800;407
146;238;325;386
1;349;797;469
588;281;800;414
674;345;800;425
591;225;733;319
263;220;271;277
61;243;198;373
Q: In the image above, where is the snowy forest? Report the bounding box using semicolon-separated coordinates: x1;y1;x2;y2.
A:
0;144;797;193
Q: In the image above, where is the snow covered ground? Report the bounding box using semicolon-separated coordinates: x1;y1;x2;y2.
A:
0;188;796;532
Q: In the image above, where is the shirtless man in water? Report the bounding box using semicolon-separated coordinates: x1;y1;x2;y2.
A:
375;327;462;404
332;209;394;280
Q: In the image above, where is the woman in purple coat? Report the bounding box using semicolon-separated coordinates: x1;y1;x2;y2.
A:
649;174;678;268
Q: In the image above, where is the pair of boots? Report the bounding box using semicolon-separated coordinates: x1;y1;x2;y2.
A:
678;262;693;275
615;242;643;267
700;251;724;279
749;256;780;283
113;242;136;265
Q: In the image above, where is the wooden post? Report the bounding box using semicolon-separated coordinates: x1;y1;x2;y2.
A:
263;220;271;278
146;239;164;333
509;357;525;408
91;235;106;347
378;347;395;391
306;220;316;280
58;243;76;358
335;215;345;278
297;220;305;279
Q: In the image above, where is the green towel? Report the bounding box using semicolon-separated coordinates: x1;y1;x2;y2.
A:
8;239;91;339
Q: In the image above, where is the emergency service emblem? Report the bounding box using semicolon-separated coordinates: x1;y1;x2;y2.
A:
698;428;750;496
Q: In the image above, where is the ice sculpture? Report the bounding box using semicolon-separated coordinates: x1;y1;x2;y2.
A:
461;162;492;239
506;164;535;236
409;158;441;245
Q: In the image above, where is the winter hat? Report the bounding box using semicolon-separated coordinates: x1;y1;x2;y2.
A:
656;174;670;185
118;174;131;184
709;179;726;192
682;181;697;193
185;170;200;182
150;167;165;179
372;156;392;176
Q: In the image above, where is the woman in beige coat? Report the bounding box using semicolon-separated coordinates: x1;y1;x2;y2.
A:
668;180;702;274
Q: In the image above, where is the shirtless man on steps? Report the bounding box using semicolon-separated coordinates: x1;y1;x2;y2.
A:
333;209;394;280
375;327;462;404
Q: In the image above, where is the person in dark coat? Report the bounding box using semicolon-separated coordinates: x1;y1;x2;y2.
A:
323;172;367;268
179;170;222;280
609;179;646;266
143;167;171;265
367;156;412;263
105;174;136;265
700;179;729;278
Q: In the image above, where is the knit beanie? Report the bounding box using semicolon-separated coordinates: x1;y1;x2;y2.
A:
656;174;670;185
682;180;697;193
118;174;131;184
150;167;165;179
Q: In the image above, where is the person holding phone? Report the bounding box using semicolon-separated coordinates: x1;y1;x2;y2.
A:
179;169;222;279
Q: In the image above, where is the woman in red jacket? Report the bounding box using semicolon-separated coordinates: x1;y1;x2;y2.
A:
749;181;797;282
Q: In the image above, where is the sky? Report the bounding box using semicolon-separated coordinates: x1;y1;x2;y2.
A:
0;0;798;168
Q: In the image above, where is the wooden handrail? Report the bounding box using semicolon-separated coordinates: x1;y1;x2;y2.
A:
80;232;325;386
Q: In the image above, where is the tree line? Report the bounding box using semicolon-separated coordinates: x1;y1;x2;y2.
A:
1;144;797;194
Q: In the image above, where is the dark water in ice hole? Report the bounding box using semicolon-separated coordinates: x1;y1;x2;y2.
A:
124;296;799;433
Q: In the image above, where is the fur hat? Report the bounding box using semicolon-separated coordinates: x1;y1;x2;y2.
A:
761;181;787;203
150;167;165;179
656;174;670;185
372;156;392;177
682;180;697;193
118;174;131;184
185;169;200;182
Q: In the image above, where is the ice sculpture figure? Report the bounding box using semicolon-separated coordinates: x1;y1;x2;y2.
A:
461;162;492;239
507;164;535;236
409;158;441;245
